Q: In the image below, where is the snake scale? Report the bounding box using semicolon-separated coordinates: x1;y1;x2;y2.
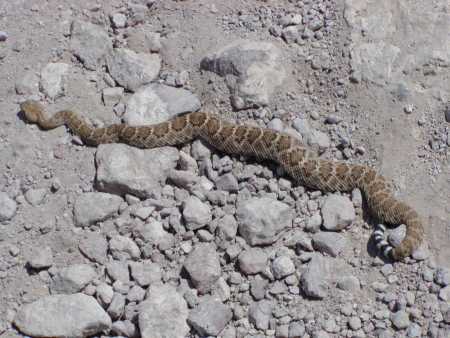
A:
20;100;424;260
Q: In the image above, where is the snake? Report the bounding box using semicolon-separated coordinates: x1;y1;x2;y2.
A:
20;100;425;260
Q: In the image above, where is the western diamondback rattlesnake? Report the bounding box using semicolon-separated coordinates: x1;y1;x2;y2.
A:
20;100;425;261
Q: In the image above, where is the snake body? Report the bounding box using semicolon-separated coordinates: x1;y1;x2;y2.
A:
20;100;424;260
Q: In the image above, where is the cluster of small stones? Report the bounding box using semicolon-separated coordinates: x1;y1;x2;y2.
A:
0;1;449;338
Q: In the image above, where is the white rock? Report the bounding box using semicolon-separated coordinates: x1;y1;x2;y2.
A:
28;246;53;269
183;196;212;230
40;62;69;99
236;197;294;245
321;195;356;230
201;40;285;109
73;192;122;227
14;293;111;338
70;20;112;70
139;284;189;338
124;83;201;126
50;264;97;294
272;256;295;279
0;192;17;222
106;48;161;92
96;144;179;199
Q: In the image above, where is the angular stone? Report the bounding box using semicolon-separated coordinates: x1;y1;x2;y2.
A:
312;232;347;257
187;298;232;336
183;243;221;294
70;20;112;70
124;83;201;126
238;248;268;275
14;293;111;338
50;264;97;294
139;284;189;338
183;196;212;230
129;261;162;286
201;40;285;109
106;48;161;92
301;255;330;299
0;192;17;222
248;300;273;330
73;192;122;227
390;310;410;330
109;235;140;260
96;144;179;199
271;256;295;279
79;232;108;263
236;197;294;245
27;246;53;269
40;63;69;99
321;195;356;231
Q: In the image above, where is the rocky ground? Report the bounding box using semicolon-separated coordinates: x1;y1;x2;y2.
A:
0;0;449;337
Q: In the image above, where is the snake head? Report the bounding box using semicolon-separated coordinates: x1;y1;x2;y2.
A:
20;100;44;124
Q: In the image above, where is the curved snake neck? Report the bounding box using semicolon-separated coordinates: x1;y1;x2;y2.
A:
20;100;424;261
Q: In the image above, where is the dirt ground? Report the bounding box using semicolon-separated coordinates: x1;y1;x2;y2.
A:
0;0;449;337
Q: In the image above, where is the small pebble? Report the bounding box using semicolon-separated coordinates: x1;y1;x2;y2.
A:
0;31;8;42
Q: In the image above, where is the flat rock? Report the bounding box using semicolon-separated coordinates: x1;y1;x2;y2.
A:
124;83;200;126
50;264;97;294
183;243;221;294
40;62;69;99
79;232;108;263
390;310;410;330
139;284;189;338
301;254;330;299
238;248;268;275
70;20;112;70
0;192;17;222
73;192;122;227
201;39;285;109
15;70;40;95
95;144;179;198
14;293;111;338
106;48;161;92
321;195;356;231
188;298;232;336
312;232;347;257
236;197;294;245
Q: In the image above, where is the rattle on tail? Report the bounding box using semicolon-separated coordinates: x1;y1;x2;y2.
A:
20;100;425;260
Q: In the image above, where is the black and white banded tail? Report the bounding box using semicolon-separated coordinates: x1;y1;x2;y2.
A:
373;224;395;259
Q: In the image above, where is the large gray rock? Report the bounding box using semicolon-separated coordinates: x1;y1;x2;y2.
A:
50;264;97;294
236;197;294;245
188;298;232;336
70;20;112;70
40;62;69;99
271;255;295;279
124;83;201;126
300;255;331;299
14;293;111;338
201;40;286;110
106;48;161;92
95;144;179;198
139;284;189;338
321;195;356;231
0;192;17;222
183;243;221;294
73;192;123;227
